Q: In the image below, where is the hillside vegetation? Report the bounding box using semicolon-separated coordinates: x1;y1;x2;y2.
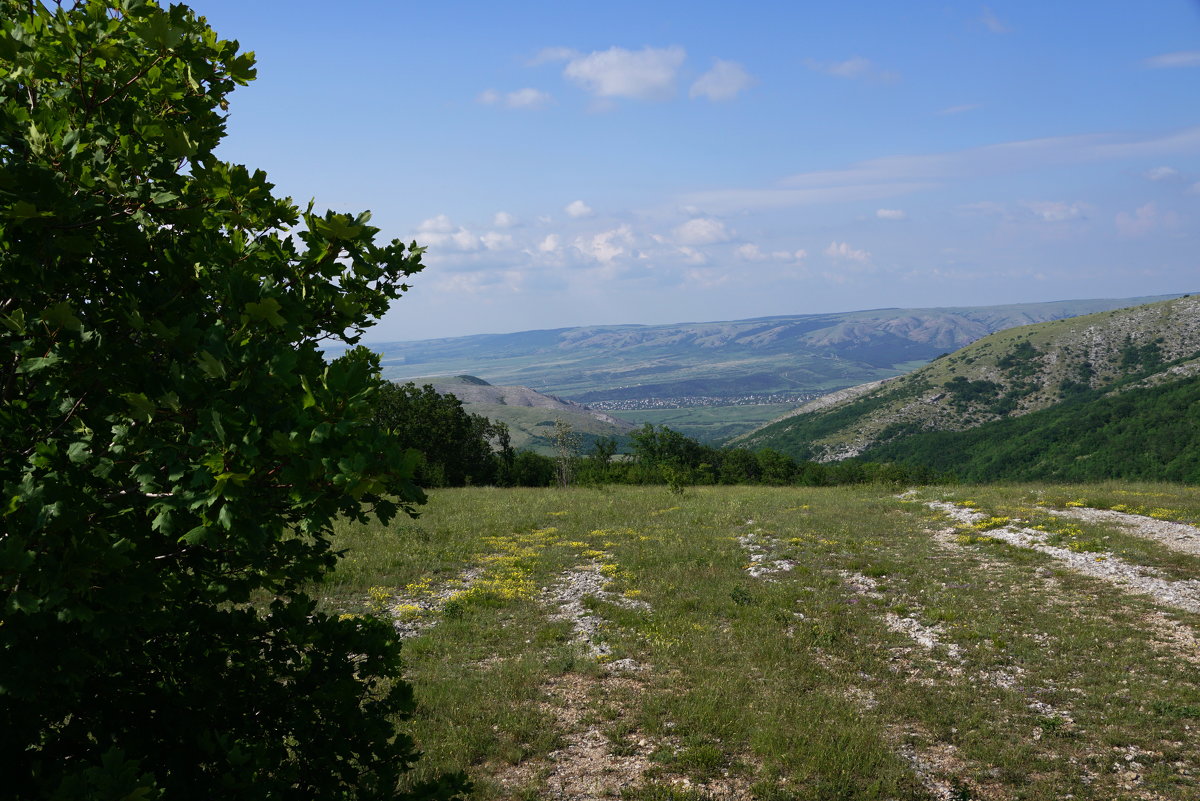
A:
739;295;1200;463
414;375;635;455
370;296;1182;411
864;373;1200;482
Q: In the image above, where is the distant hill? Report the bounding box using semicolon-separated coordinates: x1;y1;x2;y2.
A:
736;295;1200;465
406;375;635;455
366;294;1187;443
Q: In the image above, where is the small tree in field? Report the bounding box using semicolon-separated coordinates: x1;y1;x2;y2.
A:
551;417;581;487
0;2;462;799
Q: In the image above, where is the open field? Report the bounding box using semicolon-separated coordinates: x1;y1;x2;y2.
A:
319;483;1200;800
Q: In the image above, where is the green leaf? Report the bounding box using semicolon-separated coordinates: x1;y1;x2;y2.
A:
197;350;226;379
121;392;156;422
180;525;208;545
244;297;285;327
41;300;82;332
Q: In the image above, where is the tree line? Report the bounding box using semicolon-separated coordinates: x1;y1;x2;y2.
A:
375;383;944;489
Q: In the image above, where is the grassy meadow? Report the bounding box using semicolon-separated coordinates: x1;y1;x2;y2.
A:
318;483;1200;800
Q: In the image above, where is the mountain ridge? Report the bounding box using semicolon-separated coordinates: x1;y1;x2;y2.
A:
371;294;1187;404
736;294;1200;461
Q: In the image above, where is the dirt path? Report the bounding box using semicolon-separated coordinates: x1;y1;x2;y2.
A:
1048;507;1200;558
928;501;1200;615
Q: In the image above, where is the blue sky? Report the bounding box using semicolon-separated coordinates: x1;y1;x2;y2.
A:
198;1;1200;341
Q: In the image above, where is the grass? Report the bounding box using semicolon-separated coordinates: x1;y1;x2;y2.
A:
319;483;1200;800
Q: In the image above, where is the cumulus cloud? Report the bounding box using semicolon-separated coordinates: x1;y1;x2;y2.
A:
805;56;898;83
1145;51;1200;69
418;214;455;233
1024;201;1085;222
529;46;579;65
980;6;1012;34
824;241;871;263
689;59;755;101
477;87;552;109
574;225;634;263
1115;202;1178;237
673;217;731;245
1143;166;1180;181
493;211;517;228
876;208;907;220
481;231;515;251
562;45;686;101
565;199;593;218
537;234;560;253
415;214;480;251
736;243;805;261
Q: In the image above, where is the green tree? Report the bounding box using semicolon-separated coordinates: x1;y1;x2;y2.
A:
372;382;513;487
0;2;462;798
551;417;582;487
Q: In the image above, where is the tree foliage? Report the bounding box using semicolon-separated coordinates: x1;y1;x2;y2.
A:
0;2;460;798
372;381;512;487
864;374;1200;483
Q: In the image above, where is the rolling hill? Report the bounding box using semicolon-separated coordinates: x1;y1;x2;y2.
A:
407;375;635;455
736;294;1200;463
367;294;1186;442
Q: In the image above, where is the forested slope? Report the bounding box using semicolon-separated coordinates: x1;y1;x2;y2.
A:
738;295;1200;462
862;374;1200;482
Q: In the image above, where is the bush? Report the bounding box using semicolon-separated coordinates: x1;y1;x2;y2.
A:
0;3;463;798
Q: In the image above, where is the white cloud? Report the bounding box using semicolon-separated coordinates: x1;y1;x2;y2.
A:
493;211;517;228
481;231;515;251
1143;166;1180;181
529;46;579;65
735;243;765;261
680;126;1200;213
938;103;981;115
506;87;552;108
418;214;455;233
1115;202;1179;237
574;225;634;263
677;246;707;265
674;217;730;245
876;208;907;220
736;243;806;261
478;87;552;109
1145;51;1200;69
563;46;686;101
689;60;755;101
805;56;898;83
980;6;1012;34
824;241;871;263
1024;201;1085;222
537;234;560;253
565;199;593;218
415;215;481;251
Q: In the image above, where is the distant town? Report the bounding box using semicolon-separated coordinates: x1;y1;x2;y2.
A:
587;392;824;411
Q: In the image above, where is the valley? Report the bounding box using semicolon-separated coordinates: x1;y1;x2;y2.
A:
371;295;1183;443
